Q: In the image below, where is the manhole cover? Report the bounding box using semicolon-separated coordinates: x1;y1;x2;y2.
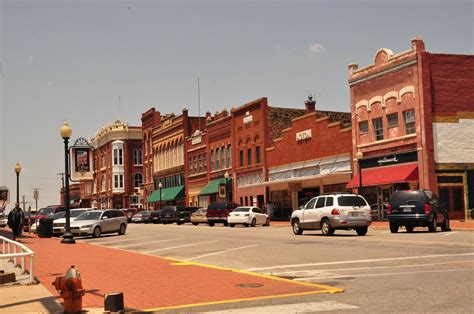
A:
235;283;264;288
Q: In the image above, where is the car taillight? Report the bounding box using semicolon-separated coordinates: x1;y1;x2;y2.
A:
387;204;392;215
331;209;339;215
424;204;430;214
244;214;250;217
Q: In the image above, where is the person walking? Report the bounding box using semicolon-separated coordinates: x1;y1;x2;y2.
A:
266;201;274;221
7;203;24;241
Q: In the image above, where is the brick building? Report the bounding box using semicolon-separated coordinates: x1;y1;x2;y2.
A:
90;120;143;209
141;108;161;209
347;37;474;219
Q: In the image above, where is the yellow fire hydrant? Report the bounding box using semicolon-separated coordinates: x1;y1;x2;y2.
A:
52;265;85;313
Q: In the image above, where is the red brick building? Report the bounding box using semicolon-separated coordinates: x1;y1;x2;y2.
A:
90;120;143;209
141;108;161;209
347;37;474;219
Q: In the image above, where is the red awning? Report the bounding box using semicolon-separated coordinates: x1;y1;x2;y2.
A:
346;163;419;188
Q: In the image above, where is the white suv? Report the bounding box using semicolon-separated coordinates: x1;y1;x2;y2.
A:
291;193;371;236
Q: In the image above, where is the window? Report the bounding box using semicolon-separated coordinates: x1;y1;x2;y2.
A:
189;158;193;175
373;118;384;141
216;149;220;170
250;196;254;206
325;197;334;206
198;155;202;173
203;155;207;172
134;173;143;188
193;156;197;174
114;174;123;189
404;110;416;134
211;150;215;171
113;148;123;165
315;197;326;208
305;198;317;209
256;146;261;164
101;175;106;191
222;147;226;168
227;146;231;168
247;148;252;166
387;113;398;128
134;149;142;165
359;121;368;134
239;150;244;167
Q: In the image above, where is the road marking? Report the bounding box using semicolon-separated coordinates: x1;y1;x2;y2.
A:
143;241;218;254
86;235;159;244
295;267;474;280
442;231;457;236
246;252;474;272
272;260;474;276
202;301;358;313
114;238;185;248
184;244;259;261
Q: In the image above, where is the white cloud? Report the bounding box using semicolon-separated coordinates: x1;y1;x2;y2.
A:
309;43;325;53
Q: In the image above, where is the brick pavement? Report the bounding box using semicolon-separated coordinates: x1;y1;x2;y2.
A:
0;230;340;311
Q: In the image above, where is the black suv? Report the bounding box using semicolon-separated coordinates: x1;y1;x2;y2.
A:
148;210;162;224
160;206;185;224
388;190;450;233
176;207;200;225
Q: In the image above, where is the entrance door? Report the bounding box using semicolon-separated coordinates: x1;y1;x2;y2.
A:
439;187;465;220
378;186;392;221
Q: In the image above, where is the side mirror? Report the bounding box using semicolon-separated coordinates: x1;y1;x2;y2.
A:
102;216;108;220
299;205;305;210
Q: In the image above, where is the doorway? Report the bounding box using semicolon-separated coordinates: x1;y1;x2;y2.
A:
439;186;465;220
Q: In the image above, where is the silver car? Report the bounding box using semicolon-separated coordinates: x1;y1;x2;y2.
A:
70;209;127;238
52;208;94;235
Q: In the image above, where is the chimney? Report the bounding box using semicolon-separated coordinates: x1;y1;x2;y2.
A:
304;95;316;111
411;37;425;53
348;63;359;78
205;111;212;121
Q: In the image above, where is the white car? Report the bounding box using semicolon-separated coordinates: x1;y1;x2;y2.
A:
228;207;270;227
70;209;127;238
52;208;94;235
291;193;371;236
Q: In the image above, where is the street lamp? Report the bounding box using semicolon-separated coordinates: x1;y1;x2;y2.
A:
14;162;21;205
60;121;75;244
158;181;163;210
224;171;230;203
355;151;364;196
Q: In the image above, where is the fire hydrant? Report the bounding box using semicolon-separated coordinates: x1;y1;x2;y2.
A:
52;265;85;313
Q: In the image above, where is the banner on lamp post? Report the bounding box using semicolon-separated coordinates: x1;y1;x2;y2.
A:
70;137;94;181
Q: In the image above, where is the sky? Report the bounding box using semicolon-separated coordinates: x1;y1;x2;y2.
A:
0;0;472;210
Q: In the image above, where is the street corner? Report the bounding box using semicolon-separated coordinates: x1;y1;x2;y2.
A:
142;257;344;312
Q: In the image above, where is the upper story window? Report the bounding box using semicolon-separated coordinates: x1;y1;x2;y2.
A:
227;146;231;168
247;148;253;166
216;149;220;170
134;149;142;165
256;146;261;164
113;148;123;165
359;121;368;134
387;113;398;128
373;118;384;141
188;157;193;175
198;155;202;173
404;110;416;134
114;174;124;189
203;155;207;173
221;147;226;168
239;150;244;167
101;175;106;191
134;173;143;188
210;150;215;171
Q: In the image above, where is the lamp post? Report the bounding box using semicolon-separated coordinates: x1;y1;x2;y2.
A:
355;151;364;196
224;171;230;203
158;181;163;210
60;121;75;244
14;162;21;205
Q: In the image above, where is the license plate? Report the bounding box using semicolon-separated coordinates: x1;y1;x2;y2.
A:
351;212;359;217
403;208;412;212
235;214;240;216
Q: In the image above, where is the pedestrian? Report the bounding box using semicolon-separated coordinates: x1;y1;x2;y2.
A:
266;201;274;221
7;203;24;241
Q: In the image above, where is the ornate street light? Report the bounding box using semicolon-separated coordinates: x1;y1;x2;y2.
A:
224;170;230;203
158;181;163;210
355;151;364;196
14;162;21;205
60;121;75;244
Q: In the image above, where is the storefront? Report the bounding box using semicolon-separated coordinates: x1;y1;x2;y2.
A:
146;185;186;207
198;178;232;207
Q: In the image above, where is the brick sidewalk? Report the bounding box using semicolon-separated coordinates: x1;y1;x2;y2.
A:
0;230;340;311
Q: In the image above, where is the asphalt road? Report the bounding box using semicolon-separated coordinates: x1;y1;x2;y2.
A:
78;223;474;313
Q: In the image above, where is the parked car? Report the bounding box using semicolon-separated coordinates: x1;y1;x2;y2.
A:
206;202;240;226
148;210;162;224
190;208;207;226
387;190;450;233
123;208;144;223
228;207;270;227
160;206;185;224
131;211;151;223
176;206;200;225
0;213;7;228
70;209;127;238
25;205;66;231
291;193;371;236
52;208;94;235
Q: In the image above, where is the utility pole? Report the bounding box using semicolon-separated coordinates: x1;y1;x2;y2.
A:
21;195;28;211
57;172;65;205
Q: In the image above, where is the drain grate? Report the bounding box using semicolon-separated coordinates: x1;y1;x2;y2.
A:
235;283;264;288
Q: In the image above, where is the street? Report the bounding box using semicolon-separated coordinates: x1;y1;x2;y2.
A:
77;223;474;313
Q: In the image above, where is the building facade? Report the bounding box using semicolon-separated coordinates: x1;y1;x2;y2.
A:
141;108;161;209
347;38;474;219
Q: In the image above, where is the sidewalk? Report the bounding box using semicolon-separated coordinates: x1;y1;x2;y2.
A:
0;229;340;312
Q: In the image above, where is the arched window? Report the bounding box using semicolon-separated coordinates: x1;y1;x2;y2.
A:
134;173;143;188
101;175;106;191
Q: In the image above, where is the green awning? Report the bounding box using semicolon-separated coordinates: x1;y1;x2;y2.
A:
146;185;185;203
199;178;232;196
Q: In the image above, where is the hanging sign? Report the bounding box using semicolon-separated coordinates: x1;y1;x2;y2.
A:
70;137;94;181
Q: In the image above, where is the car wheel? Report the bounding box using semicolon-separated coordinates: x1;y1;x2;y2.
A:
251;218;256;227
92;226;101;238
405;226;414;233
192;222;198;226
118;224;126;235
356;226;368;236
208;222;215;227
428;215;437;232
177;222;183;225
321;219;335;236
389;222;399;233
223;221;229;227
263;218;270;226
292;219;303;235
229;224;235;228
441;215;450;232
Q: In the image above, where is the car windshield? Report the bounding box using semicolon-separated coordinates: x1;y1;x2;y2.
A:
207;203;227;210
233;207;251;212
37;208;54;216
71;210;87;218
75;211;102;221
390;191;426;204
141;211;151;216
52;211;66;220
338;196;368;207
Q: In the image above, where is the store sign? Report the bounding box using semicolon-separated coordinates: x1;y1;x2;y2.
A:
191;134;202;145
243;114;253;124
218;182;226;198
377;156;399;165
71;137;94;181
296;129;312;141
